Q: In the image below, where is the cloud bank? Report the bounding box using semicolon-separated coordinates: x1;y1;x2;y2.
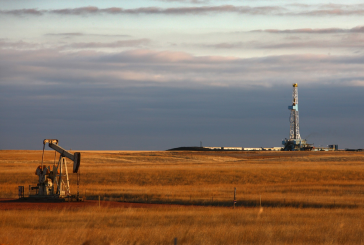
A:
2;4;364;17
1;48;364;89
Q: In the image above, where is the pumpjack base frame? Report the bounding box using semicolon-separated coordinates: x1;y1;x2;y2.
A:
23;195;83;202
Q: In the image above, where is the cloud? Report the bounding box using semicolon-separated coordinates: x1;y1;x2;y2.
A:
300;3;364;16
0;5;285;16
201;42;245;49
0;40;41;49
1;48;364;90
253;26;364;34
102;5;284;15
2;48;364;150
0;8;43;16
46;32;84;36
197;34;364;50
3;33;364;53
0;39;150;50
259;35;364;49
45;32;131;38
158;0;211;3
2;4;364;16
64;39;150;49
2;60;364;150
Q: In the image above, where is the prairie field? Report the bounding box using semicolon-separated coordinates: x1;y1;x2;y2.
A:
1;150;364;244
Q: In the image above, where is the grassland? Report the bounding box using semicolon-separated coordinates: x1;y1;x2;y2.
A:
1;206;364;245
1;150;364;244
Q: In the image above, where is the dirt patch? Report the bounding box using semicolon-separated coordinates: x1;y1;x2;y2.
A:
0;198;176;210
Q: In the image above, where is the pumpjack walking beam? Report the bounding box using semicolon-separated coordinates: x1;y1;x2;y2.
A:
44;139;81;173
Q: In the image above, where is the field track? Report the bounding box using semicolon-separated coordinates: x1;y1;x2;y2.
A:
0;198;176;210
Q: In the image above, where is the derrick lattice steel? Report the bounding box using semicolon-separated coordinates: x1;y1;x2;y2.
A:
289;83;301;140
282;83;312;151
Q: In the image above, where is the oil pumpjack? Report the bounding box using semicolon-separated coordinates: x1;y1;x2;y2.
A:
282;84;312;151
22;139;82;201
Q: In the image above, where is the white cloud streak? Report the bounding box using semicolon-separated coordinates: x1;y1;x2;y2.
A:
253;26;364;34
64;39;150;49
0;39;150;50
158;0;211;3
194;33;364;50
45;33;131;38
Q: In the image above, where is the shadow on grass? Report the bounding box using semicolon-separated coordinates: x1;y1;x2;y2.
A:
84;194;358;209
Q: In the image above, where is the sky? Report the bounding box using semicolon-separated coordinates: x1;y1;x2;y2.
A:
1;0;364;150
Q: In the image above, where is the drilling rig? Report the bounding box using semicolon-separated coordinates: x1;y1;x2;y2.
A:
282;84;312;151
23;139;82;201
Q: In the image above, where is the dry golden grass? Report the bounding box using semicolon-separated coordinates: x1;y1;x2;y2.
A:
2;150;363;206
1;206;364;245
1;150;364;244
